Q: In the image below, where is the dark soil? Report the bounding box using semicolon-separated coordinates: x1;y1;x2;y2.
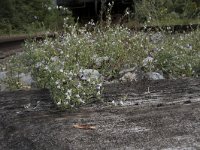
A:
0;78;200;150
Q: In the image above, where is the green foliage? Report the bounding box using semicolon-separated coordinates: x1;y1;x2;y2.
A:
134;0;200;25
153;31;200;77
2;20;200;109
0;0;73;35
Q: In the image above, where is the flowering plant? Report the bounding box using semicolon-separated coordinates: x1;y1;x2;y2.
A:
1;20;200;109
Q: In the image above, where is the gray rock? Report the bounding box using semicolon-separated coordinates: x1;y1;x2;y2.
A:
119;67;137;75
79;69;102;81
92;55;111;67
150;32;164;44
95;56;110;67
0;84;8;91
145;72;165;80
18;73;35;86
104;80;119;85
120;72;138;82
0;71;7;80
0;71;8;91
142;56;154;66
120;67;144;82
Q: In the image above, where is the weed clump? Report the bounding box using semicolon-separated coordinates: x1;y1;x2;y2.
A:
1;20;200;109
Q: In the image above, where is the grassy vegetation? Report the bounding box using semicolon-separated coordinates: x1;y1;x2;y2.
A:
1;19;200;109
0;1;74;35
1;0;200;35
134;0;200;26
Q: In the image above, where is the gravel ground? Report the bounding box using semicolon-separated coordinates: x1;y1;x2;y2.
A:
0;77;200;150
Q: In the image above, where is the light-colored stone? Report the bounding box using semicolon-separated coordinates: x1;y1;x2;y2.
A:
79;69;102;81
92;55;110;67
120;67;144;82
119;67;137;75
150;32;164;44
18;73;34;86
145;72;165;80
0;71;8;91
0;84;8;91
142;56;154;66
120;72;137;82
0;71;7;80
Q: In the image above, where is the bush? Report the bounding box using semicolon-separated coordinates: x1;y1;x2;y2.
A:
153;30;200;77
0;0;74;34
134;0;200;25
2;21;200;109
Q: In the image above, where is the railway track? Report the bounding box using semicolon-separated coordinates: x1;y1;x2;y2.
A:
0;34;55;59
0;23;199;60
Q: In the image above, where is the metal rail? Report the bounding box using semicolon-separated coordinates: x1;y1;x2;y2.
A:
0;33;55;59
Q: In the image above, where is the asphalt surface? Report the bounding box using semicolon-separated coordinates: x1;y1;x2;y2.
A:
0;78;200;150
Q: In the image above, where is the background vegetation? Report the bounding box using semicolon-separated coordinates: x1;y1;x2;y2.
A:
0;0;73;35
1;0;200;34
134;0;200;25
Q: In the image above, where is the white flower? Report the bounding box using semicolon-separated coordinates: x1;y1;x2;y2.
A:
96;83;102;90
119;100;124;106
64;101;69;105
77;83;82;88
79;98;85;103
44;66;49;70
67;89;72;94
97;91;101;95
35;62;42;68
57;101;61;105
51;56;59;62
60;69;64;73
66;95;70;100
112;100;117;106
76;94;80;98
55;81;59;85
69;71;73;76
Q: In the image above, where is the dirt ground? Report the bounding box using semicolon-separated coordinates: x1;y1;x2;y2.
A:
0;78;200;150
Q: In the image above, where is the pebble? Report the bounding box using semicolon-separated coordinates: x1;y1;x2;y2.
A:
145;72;165;80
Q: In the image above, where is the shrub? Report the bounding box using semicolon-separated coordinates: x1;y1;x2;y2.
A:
134;0;200;25
2;21;200;109
0;0;74;34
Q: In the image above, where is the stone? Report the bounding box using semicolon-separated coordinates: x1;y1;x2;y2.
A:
79;69;102;81
145;72;165;80
95;56;110;67
119;67;144;82
18;73;35;87
104;80;119;85
142;56;154;66
0;84;8;91
120;72;138;82
92;55;111;67
150;32;164;44
119;67;137;75
0;71;8;91
0;71;7;80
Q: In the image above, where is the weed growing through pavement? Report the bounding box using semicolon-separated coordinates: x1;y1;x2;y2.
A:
1;19;200;109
